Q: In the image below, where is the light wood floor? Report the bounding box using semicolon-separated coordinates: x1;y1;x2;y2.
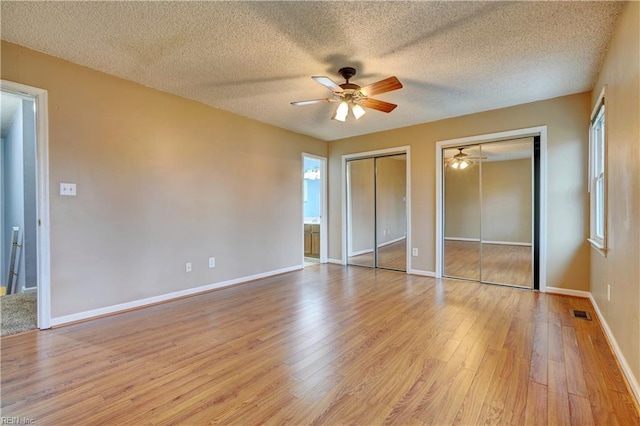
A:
1;265;638;424
348;239;406;271
444;240;533;287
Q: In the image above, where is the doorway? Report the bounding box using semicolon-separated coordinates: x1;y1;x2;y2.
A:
436;127;547;291
1;90;38;334
302;154;327;266
344;148;409;272
1;80;51;331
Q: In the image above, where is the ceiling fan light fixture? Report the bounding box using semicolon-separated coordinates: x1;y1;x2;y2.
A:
451;161;460;169
459;160;469;169
352;104;366;120
292;67;403;123
333;101;349;122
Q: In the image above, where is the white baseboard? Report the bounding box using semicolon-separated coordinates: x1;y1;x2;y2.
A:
349;248;373;256
444;237;531;247
328;258;344;265
444;237;480;242
50;264;303;327
408;269;436;277
544;286;590;298
348;237;407;257
589;294;640;406
482;240;532;247
379;236;406;248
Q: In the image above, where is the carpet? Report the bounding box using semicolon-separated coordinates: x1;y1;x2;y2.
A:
1;292;37;337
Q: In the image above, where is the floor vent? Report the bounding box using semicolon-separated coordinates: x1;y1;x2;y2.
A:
571;309;592;320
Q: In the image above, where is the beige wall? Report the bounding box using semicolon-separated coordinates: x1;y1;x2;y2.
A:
375;155;407;245
590;1;640;393
444;160;481;239
1;42;326;318
329;92;591;288
482;158;532;243
444;158;532;243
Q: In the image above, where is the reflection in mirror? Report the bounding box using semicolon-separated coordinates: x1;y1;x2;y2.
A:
376;155;407;271
480;139;533;287
347;158;375;267
443;145;481;280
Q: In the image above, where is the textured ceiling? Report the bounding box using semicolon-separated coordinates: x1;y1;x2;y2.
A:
0;1;623;141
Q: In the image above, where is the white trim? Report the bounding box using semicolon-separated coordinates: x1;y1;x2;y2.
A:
544;286;591;298
408;269;436;277
341;146;411;271
587;238;607;257
342;146;412;161
590;86;606;121
51;264;302;327
444;237;481;242
435;126;547;293
588;87;607;252
1;80;51;330
482;240;532;247
328;258;343;265
589;294;640;405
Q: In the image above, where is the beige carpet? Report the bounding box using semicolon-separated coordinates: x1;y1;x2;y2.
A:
1;292;37;336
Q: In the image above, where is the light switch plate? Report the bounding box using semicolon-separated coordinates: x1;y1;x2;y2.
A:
60;183;76;196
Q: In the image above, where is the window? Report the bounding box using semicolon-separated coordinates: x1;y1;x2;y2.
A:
589;88;606;251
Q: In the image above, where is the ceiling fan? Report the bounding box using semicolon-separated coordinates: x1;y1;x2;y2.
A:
445;147;487;169
291;67;403;121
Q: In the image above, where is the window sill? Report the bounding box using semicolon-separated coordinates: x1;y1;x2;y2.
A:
588;238;607;257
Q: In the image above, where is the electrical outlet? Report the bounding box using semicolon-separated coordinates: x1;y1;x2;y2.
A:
185;262;192;273
208;257;216;268
60;182;77;196
412;248;419;256
607;284;611;302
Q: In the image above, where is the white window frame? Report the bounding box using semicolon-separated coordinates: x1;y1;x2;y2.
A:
588;87;607;253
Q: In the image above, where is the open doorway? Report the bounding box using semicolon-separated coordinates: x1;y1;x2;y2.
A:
1;90;38;335
1;80;51;333
302;154;327;266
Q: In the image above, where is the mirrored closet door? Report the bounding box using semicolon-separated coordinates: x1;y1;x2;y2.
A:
442;138;535;288
443;145;481;281
347;154;407;272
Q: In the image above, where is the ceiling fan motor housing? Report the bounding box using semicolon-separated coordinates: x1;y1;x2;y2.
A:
338;67;357;82
338;68;363;104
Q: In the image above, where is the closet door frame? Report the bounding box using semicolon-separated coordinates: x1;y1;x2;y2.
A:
342;146;411;272
435;127;547;292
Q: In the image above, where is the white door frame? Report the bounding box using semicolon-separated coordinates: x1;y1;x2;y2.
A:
341;146;411;271
302;153;328;264
435;126;547;292
1;80;51;329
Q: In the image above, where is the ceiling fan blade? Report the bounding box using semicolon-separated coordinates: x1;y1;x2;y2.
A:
291;98;333;106
360;98;397;113
360;76;403;97
312;76;344;93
